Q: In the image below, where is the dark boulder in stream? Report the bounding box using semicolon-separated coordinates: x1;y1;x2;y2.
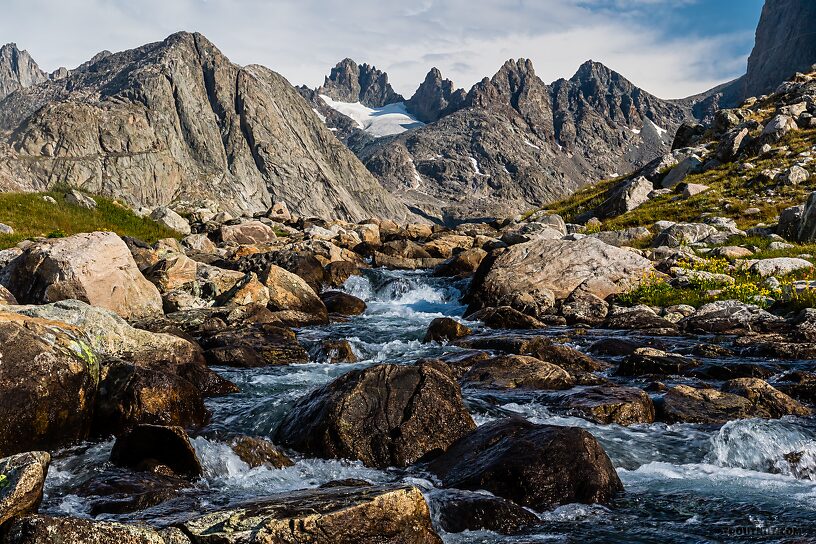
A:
275;364;475;468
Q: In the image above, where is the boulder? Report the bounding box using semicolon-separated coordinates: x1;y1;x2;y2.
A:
779;165;809;185
616;348;699;377
760;114;798;143
200;323;308;367
716;127;749;162
433;248;487;278
682;183;710;198
213;273;270;307
180;485;442;544
64;189;97;210
321;291;367;316
4;516;169;544
110;424;202;478
662;155;703;188
466;306;546;329
219;220;277;245
597;176;652;218
681;301;786;334
0;312;98;457
779;204;805;241
151;207;191;235
0;285;16;305
275;364;475;468
721;378;811;418
259;264;328;323
313;340;358;364
591;227;652;248
229;436;293;469
423;317;472;343
553;386;655;425
461;355;574;390
467;237;654;318
429;491;539;535
799;192;816;242
323;261;362;287
0;452;50;528
659;385;771;424
652;223;717;247
559;292;608;326
750;257;812;277
142;253;198;293
427;418;623;510
74;467;190;516
423;234;473;259
1;232;163;319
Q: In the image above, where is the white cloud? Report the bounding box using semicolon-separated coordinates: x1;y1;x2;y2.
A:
0;0;753;99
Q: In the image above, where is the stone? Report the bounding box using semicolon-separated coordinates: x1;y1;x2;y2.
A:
74;467;190;516
229;436;293;469
200;322;309;367
0;312;98;457
716;127;749;162
1;232;163;320
64;189;97;210
323;261;362;287
0;285;16;304
797;192;816;242
681;300;786;334
467;237;654;319
313;339;358;364
597;176;652;217
433;248;487;278
4;516;168;544
660;385;771;424
749;257;813;277
142;253;198;293
0;452;50;529
591;227;652;247
779;165;810;185
219;221;277;245
616;348;699;377
259;264;328;323
721;378;811;418
559;292;609;326
110;424;202;478
682;183;710;197
466;306;546;330
321;291;367;316
214;273;270;307
180;485;442;544
711;246;754;259
461;355;574;390
0;223;12;235
661;155;702;188
760;114;798;143
652;223;717;247
423;317;472;343
181;233;217;254
553;386;655;425
429;491;540;535
427;418;623;510
276;364;475;468
150;207;190;235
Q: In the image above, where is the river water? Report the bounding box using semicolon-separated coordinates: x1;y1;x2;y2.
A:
41;269;816;543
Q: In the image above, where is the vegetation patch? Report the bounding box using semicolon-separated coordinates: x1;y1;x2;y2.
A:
0;191;178;249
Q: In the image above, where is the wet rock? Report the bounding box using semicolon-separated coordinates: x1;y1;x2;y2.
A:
688;362;778;381
372;251;446;270
776;371;816;404
427;418;623;510
312;339;358;364
416;351;491;380
229;436;293;469
659;385;771;424
681;300;787;334
429;491;540;535
423;317;472;343
467;237;653;319
323;261;361;287
75;467;189;516
433;247;488;278
200;323;309;367
110;424;202;478
604;307;678;333
0;312;98;457
552;386;655;425
560;292;608;326
259;264;328;323
0;452;50;529
1;232;162;320
588;337;653;357
321;291;367;316
527;341;610;373
180;485;442;544
4;515;168;544
617;348;699;377
276;364;475;468
466;306;545;329
461;355;574;390
721;378;811;418
94;360;209;436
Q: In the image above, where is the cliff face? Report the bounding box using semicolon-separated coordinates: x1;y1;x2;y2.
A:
405;68;467;124
744;0;816;99
0;33;410;221
317;58;404;107
358;59;692;223
0;44;48;100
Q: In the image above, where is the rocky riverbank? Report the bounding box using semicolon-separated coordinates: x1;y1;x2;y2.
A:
0;193;814;542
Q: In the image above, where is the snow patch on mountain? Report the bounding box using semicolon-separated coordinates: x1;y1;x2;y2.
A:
319;94;424;137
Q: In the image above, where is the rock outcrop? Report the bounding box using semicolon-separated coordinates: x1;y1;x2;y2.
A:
0;452;50;529
317;58;404;107
0;43;47;101
0;33;409;222
405;68;467;123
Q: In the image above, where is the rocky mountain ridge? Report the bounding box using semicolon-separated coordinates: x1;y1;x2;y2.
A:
0;33;410;222
0;43;48;101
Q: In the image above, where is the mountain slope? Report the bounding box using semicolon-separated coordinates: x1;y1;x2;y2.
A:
0;33;409;221
0;43;48;100
356;59;692;223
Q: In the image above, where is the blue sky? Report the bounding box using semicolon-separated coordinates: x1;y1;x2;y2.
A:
0;0;765;98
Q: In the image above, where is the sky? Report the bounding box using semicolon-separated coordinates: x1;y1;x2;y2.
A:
1;0;765;99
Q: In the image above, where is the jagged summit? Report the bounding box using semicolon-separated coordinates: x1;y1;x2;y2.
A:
0;43;48;100
317;58;404;107
405;67;466;123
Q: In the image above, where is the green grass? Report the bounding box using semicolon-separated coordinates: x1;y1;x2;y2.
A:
0;190;179;249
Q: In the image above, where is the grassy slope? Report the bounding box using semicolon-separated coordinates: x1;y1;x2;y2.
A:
0;191;178;249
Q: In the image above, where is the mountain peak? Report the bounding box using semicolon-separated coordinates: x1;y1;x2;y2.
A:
406;67;466;123
318;58;403;108
0;42;47;100
572;60;614;82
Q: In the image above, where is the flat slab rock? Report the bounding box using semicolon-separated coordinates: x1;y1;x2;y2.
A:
179;484;442;544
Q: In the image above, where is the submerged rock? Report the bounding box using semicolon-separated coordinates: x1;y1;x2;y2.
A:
552;385;655;425
199;323;309;367
276;364;475;468
429;491;540;535
110;424;203;479
461;355;574;390
179;485;442;544
229;436;293;469
320;291;367;316
427;418;623;510
423;317;472;343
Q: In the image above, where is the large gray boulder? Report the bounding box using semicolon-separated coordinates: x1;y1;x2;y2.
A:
1;232;162;320
468;237;654;318
150;207;190;235
653;223;718;247
597;176;652;218
798;192;816;242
